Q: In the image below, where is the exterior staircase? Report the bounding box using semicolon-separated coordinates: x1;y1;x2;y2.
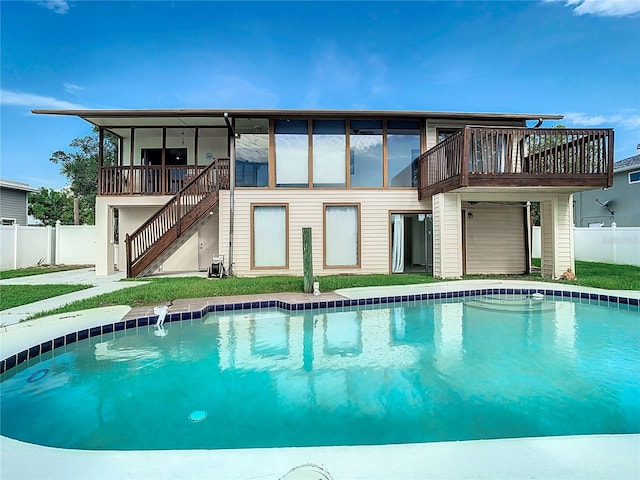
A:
125;159;230;278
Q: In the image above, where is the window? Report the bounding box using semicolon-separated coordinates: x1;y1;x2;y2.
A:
436;128;459;143
313;120;346;187
236;118;269;187
387;120;421;187
252;205;288;268
349;120;383;187
275;120;308;187
324;204;360;267
629;170;640;184
141;148;187;166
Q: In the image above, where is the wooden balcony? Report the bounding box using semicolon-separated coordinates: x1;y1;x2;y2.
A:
99;159;231;195
417;127;614;199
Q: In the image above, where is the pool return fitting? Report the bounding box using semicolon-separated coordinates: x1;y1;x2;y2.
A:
153;305;168;337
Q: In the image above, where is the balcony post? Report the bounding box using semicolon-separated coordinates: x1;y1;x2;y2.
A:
461;127;470;187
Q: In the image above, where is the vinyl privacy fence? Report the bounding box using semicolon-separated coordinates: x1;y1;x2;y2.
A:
533;226;640;267
0;224;96;270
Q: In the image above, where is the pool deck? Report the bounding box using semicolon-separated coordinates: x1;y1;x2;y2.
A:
1;278;639;479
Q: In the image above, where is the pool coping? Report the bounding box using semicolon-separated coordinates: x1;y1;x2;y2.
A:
1;279;639;479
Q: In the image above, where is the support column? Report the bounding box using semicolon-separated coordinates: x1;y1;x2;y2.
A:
540;194;575;279
432;193;463;279
95;197;114;275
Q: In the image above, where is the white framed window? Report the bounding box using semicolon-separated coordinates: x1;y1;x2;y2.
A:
324;204;360;268
629;170;640;184
251;204;288;269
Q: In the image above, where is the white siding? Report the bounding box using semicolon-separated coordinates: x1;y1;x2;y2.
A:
432;193;462;278
465;205;526;274
540;194;575;279
221;189;430;277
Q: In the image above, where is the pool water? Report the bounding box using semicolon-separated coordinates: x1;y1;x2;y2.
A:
1;295;639;450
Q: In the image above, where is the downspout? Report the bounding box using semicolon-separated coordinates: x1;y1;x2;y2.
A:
224;113;235;276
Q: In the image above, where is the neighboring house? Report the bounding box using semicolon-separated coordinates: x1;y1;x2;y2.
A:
33;109;613;280
0;179;38;225
573;154;640;227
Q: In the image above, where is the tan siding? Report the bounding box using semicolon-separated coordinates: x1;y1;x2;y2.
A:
228;189;430;276
465;205;526;274
540;194;575;279
541;200;555;278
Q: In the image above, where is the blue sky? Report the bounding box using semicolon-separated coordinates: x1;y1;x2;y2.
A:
1;0;639;189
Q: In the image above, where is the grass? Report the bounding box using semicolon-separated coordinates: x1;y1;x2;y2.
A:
0;284;92;310
0;265;91;280
5;260;639;320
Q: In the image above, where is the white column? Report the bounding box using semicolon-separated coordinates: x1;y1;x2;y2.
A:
540;194;575;279
95;197;113;275
432;193;463;278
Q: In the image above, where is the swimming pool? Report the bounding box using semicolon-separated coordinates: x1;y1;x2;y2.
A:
2;293;638;451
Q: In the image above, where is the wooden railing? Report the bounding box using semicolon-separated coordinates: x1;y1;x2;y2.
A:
417;127;613;199
125;158;230;277
99;165;223;195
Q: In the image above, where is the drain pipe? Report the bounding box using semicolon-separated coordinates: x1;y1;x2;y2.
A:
224;113;235;276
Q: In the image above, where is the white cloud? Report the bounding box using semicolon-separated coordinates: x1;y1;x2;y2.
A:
63;82;84;95
0;89;86;109
37;0;69;14
544;0;640;17
563;112;640;128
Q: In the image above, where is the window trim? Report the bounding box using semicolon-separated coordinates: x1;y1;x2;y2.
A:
323;203;361;269
628;169;640;184
250;203;289;270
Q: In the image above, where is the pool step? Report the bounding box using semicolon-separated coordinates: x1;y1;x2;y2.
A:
466;295;556;314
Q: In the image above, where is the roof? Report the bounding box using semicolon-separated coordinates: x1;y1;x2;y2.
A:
31;108;563;129
614;154;640;173
0;179;38;193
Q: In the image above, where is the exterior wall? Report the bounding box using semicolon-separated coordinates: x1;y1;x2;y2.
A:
464;204;526;274
432;193;462;278
0;188;29;225
573;169;639;227
96;196;169;275
218;189;431;277
541;194;574;279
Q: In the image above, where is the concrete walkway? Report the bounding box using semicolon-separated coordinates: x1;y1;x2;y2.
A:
0;268;147;326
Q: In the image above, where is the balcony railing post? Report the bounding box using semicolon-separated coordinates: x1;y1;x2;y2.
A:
125;233;132;278
461;127;470;187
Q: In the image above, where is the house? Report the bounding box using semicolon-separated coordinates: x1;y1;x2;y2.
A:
32;109;613;280
573;153;639;227
0;179;38;226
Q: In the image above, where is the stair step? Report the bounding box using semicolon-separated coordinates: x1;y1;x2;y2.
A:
466;295;556;314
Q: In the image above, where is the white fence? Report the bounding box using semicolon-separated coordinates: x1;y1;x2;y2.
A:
0;224;96;270
533;226;640;266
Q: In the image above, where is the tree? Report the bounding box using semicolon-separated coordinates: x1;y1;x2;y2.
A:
50;126;118;224
28;188;75;226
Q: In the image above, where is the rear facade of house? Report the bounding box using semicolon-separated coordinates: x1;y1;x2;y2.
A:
33;109;614;280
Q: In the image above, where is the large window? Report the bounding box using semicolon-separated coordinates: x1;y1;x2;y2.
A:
313;120;346;187
349;120;383;187
387;120;421;187
236;118;269;187
629;170;640;184
324;204;360;267
252;205;288;268
275;120;308;187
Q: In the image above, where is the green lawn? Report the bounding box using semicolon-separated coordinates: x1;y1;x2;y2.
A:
6;260;639;320
0;284;92;310
0;265;91;280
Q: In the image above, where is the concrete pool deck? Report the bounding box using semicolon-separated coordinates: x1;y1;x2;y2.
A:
1;277;639;479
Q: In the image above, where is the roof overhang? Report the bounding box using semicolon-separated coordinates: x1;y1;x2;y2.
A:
32;108;564;130
0;179;38;193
